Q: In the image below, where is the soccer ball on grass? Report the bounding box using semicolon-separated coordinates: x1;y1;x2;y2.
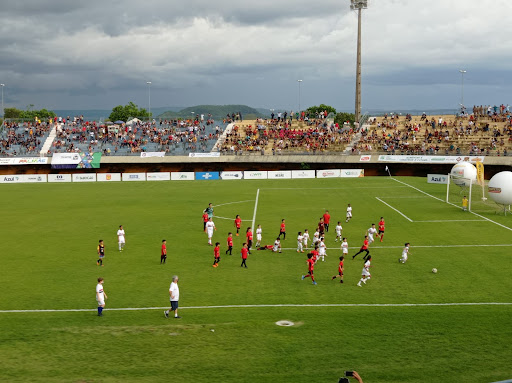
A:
432;268;438;274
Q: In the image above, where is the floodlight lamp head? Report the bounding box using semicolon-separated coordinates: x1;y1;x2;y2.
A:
350;0;368;10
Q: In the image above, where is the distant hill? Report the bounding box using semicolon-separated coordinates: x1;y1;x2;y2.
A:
157;105;266;120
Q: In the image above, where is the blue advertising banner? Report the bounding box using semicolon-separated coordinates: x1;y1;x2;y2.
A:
195;171;220;180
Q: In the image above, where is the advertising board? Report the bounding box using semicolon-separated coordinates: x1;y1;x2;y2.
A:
147;172;171;181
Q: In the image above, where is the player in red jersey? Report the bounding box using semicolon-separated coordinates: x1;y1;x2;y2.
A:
161;239;167;264
310;244;319;264
246;227;253;253
225;232;233;255
352;235;370;260
323;210;331;232
202;212;209;232
234;215;242;236
317;217;325;237
332;256;344;283
301;253;317;285
213;242;221;267
240;243;249;268
378;217;385;242
278;219;286;240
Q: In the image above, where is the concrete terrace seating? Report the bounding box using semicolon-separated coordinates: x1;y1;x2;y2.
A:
0;122;53;157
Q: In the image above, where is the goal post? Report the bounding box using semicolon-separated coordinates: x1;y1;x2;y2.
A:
446;173;489;213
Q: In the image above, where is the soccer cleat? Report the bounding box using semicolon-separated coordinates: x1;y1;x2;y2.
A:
175;316;182;319
312;281;317;285
98;313;103;316
340;280;344;283
164;311;169;318
96;261;99;266
357;283;361;287
301;275;305;280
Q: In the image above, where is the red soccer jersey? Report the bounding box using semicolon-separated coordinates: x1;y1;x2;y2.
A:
280;223;286;232
241;248;249;259
202;213;209;222
227;237;233;246
307;258;315;271
318;222;325;232
362;239;369;249
214;246;220;258
310;250;319;262
161;243;167;255
323;213;331;224
246;231;253;241
338;261;344;273
379;220;385;231
235;218;242;228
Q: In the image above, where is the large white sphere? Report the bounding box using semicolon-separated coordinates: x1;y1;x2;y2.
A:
450;162;477;187
488;171;512;205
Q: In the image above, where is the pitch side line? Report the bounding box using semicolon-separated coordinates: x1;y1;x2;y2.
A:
251;189;260;229
390;178;512;232
214;200;254;208
1;302;511;314
262;186;408;190
375;197;413;222
414;219;487;223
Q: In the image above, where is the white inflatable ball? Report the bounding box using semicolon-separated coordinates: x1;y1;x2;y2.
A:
450;162;477;187
488;171;512;205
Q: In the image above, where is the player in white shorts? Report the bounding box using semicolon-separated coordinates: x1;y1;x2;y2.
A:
117;225;126;251
318;238;327;261
302;229;310;249
335;222;343;242
346;204;352;223
312;230;320;247
255;225;262;247
273;238;282;253
205;218;216;245
357;256;372;286
367;224;378;245
399;243;410;263
341;237;349;255
297;232;304;253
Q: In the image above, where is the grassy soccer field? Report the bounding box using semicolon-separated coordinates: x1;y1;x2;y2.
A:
0;176;511;383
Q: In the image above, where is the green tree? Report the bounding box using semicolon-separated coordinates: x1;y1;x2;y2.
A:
305;104;336;118
334;112;356;127
3;107;56;120
108;102;150;122
4;107;22;119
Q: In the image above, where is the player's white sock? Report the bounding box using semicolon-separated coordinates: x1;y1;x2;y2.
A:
118;244;121;251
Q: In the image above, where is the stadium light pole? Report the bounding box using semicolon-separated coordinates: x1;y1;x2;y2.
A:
351;0;368;125
0;84;4;120
459;69;466;110
146;81;151;121
297;79;303;112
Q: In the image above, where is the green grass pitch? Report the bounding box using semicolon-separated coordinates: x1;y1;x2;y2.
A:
0;176;511;383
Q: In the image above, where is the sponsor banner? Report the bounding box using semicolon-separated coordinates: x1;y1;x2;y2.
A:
122;172;146;181
147;172;171;181
23;174;47;183
195;171;220;180
292;170;316;179
0;175;23;183
140;152;165;158
317;169;341;178
360;155;372;162
244;171;268;180
51;152;101;169
0;157;49;165
340;169;365;178
48;174;72;183
268;171;292;179
171;172;195;181
378;155;485;164
97;173;122;182
220;171;243;180
189;152;220;158
427;174;449;184
73;174;97;182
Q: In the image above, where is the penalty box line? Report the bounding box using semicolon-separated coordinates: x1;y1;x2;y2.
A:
1;302;511;314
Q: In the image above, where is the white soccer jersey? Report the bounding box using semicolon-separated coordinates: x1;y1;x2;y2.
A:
297;234;303;245
367;227;378;242
206;221;215;236
273;240;280;252
256;228;262;241
335;225;342;235
96;283;104;302
341;241;349;254
319;241;326;255
362;260;371;276
346;206;352;217
303;232;309;245
117;229;125;243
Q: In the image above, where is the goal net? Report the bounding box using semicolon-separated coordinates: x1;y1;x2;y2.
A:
446;174;494;214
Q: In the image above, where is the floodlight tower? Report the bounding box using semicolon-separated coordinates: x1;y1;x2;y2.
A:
146;81;152;121
459;69;466;110
350;0;368;124
0;84;4;120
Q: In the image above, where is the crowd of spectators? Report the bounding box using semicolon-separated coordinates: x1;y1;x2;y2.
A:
0;120;53;156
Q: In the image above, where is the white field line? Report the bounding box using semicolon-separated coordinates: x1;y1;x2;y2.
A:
1;302;511;314
262;186;409;190
375;197;413;222
391;178;512;232
414;219;487;223
214;200;254;208
280;244;512;250
251;189;260;229
382;196;428;198
213;216;233;221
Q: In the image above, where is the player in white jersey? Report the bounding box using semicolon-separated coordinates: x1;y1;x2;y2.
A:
273;238;282;253
341;237;349;255
334;222;343;242
399;243;410;263
117;225;126;251
255;225;263;247
367;224;378;245
302;229;310;249
96;277;107;316
346;204;352;223
297;232;304;253
205;218;216;245
357;256;372;286
312;230;320;246
318;237;327;261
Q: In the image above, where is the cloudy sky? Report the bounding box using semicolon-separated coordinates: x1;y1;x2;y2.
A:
1;0;511;113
